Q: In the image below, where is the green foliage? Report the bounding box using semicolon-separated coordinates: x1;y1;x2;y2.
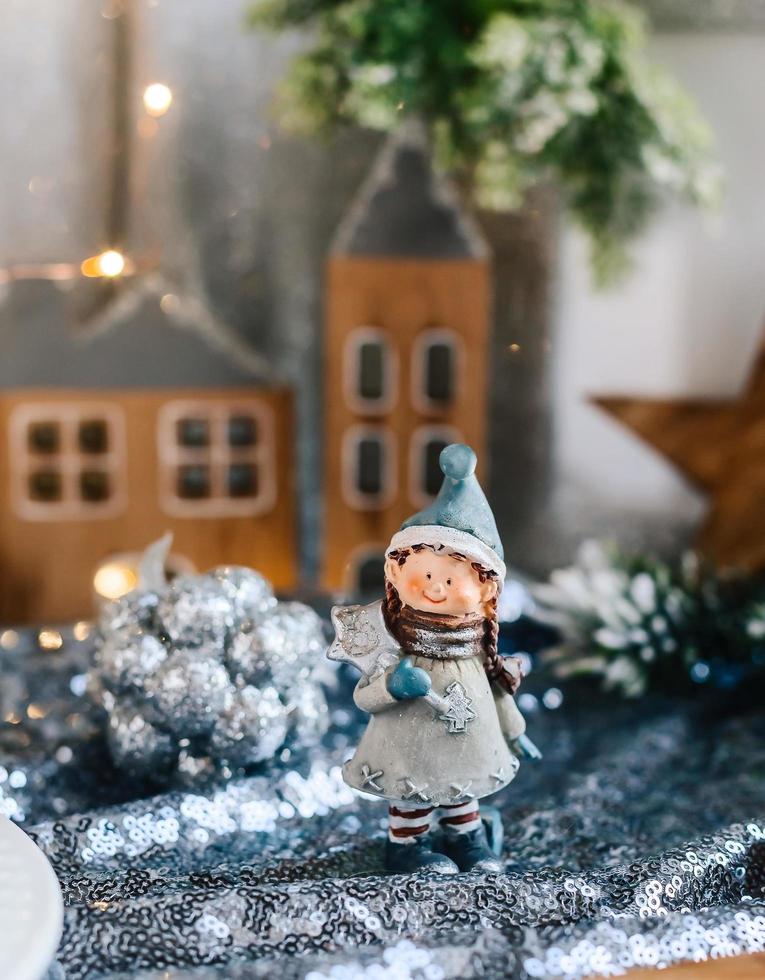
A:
248;0;720;283
535;542;765;697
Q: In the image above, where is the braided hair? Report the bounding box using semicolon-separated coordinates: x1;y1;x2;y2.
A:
382;549;408;635
383;546;522;695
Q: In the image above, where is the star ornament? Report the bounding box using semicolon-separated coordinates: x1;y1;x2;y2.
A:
593;334;765;571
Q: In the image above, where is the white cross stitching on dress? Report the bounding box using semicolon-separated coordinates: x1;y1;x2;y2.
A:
449;781;475;800
360;764;384;792
399;777;431;804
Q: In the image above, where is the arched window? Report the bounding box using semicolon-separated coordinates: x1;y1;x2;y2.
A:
412;330;461;414
344;327;397;414
356;552;386;595
342;426;396;510
423;436;450;497
409;426;462;507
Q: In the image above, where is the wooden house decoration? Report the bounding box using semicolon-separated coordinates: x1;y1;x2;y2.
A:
322;122;492;593
0;281;296;624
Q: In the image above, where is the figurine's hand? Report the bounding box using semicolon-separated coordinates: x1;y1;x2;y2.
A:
510;733;543;761
387;657;432;701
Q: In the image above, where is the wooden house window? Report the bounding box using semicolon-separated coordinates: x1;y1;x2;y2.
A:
412;329;461;414
10;404;126;520
342;426;396;510
350;548;387;595
158;400;275;517
409;426;463;507
344;327;397;415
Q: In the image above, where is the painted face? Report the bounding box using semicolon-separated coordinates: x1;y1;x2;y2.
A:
385;549;497;617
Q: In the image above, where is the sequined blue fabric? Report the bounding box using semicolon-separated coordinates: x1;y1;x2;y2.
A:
1;624;763;979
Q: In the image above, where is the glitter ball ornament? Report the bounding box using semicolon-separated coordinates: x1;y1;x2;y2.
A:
228;603;325;692
91;551;329;783
106;702;178;778
157;575;234;648
99;589;159;639
98;633;168;693
151;650;232;738
208;565;277;626
210;685;289;767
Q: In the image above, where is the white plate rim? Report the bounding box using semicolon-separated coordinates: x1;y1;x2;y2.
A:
0;816;63;980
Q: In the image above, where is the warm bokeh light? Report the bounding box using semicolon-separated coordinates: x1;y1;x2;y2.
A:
159;292;180;314
0;629;19;650
38;629;63;651
73;621;92;642
93;562;138;600
81;249;127;278
143;82;173;117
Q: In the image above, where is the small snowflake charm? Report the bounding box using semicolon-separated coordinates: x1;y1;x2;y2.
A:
335;606;380;656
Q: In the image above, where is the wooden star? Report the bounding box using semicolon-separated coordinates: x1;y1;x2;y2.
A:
592;333;765;571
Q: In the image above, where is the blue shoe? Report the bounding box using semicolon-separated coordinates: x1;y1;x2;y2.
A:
385;836;458;875
441;825;504;873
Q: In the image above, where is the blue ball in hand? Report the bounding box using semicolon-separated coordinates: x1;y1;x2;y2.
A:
387;657;432;701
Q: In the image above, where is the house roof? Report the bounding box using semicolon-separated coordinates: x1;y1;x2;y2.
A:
331;120;489;260
0;276;274;390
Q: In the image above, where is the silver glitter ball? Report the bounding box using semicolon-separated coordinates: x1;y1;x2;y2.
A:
97;632;169;693
106;702;177;778
208;565;277;627
99;589;159;639
286;682;330;749
210;685;289;768
149;650;233;737
227;602;325;692
157;575;233;649
92;565;329;783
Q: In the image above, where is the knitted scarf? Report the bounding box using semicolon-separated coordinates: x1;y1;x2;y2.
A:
391;605;484;661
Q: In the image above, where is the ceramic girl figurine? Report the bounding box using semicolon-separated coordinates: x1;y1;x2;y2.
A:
329;444;538;874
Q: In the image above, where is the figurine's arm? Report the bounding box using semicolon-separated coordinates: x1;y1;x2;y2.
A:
492;688;526;741
493;688;543;760
353;669;399;715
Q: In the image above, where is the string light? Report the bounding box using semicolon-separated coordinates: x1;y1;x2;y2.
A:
143;83;173;117
81;249;127;278
94;561;138;600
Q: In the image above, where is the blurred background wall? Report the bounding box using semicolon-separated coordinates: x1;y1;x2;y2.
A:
2;0;764;583
548;29;765;572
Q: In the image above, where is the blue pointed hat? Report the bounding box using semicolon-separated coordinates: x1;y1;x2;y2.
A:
387;444;505;582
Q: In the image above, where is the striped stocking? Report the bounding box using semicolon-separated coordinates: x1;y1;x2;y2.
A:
438;800;481;835
388;804;434;844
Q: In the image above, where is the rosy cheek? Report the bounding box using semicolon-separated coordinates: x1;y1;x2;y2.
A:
401;575;422;594
456;587;480;608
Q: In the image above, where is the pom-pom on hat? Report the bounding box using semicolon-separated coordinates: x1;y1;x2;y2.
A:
387;444;506;583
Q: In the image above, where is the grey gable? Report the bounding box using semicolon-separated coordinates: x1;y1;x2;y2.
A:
0;279;272;390
332;121;489;260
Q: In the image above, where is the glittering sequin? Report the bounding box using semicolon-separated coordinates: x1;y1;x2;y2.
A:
1;626;764;979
